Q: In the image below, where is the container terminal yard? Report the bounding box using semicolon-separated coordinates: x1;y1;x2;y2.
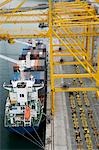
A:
0;0;99;150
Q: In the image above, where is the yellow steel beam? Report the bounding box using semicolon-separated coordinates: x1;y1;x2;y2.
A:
80;2;99;21
53;52;86;57
53;15;99;21
53;9;94;14
48;0;99;115
91;25;95;62
53;17;99;23
53;30;96;74
53;24;99;29
49;0;54;115
52;31;98;82
86;25;92;70
0;27;98;38
0;7;36;14
97;49;99;81
52;32;99;37
53;50;85;53
54;30;86;56
0;27;48;39
53;50;86;54
53;74;92;79
0;10;48;24
53;21;99;26
53;2;98;24
54;26;87;54
55;87;98;92
0;33;48;39
52;13;97;74
75;0;80;3
53;4;93;10
53;16;98;62
0;0;28;26
0;13;48;17
0;19;48;24
53;44;83;47
10;0;28;13
54;2;82;6
54;1;81;4
53;61;86;66
0;5;48;27
0;28;98;39
58;33;99;37
0;0;12;8
96;48;99;97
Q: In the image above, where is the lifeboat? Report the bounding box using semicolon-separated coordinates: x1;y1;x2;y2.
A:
24;106;31;120
34;59;39;70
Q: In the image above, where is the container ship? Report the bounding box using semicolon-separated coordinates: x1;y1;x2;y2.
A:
1;39;47;134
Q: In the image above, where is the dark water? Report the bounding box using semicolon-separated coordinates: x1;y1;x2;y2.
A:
0;41;45;150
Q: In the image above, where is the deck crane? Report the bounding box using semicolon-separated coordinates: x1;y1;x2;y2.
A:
7;38;45;57
0;52;32;80
7;39;44;56
7;38;36;48
0;38;44;79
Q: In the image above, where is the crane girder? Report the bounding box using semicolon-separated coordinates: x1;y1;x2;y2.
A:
48;1;99;114
0;0;12;8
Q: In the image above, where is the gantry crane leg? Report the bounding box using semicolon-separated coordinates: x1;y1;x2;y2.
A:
96;49;99;98
49;0;55;115
86;25;92;73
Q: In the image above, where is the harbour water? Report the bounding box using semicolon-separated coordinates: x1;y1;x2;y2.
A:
0;1;47;149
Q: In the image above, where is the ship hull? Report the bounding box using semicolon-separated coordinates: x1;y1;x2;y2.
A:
5;117;45;134
4;40;47;144
6;126;39;134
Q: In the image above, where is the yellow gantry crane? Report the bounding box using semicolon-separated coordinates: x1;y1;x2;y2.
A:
0;0;12;8
0;0;48;39
49;0;99;114
0;0;99;115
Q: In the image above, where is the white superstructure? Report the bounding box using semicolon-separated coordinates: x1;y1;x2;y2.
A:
0;39;46;129
4;78;44;127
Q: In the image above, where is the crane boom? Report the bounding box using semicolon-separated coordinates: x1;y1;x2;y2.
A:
14;39;33;47
0;0;12;8
0;54;25;80
0;54;19;64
